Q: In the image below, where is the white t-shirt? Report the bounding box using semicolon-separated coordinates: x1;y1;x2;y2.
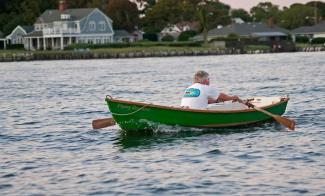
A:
180;83;220;109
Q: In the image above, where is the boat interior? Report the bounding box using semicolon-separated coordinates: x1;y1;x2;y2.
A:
208;97;286;111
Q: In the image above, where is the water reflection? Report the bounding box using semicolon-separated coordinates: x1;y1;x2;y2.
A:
113;121;283;149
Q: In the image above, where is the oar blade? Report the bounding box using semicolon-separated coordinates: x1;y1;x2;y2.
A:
273;116;295;131
92;118;116;129
239;99;296;131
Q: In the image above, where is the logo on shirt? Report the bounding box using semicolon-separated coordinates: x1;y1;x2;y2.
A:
183;88;200;98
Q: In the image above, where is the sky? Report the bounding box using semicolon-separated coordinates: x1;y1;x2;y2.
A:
219;0;314;11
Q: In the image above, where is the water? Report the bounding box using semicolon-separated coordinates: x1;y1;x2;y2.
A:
1;52;324;195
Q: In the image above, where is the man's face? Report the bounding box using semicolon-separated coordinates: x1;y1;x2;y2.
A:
204;78;210;85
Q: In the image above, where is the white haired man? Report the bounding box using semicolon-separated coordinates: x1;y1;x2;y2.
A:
181;70;239;109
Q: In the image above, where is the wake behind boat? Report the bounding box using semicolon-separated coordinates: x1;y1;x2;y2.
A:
104;96;291;131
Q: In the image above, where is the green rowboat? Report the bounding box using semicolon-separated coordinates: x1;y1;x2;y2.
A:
106;96;290;131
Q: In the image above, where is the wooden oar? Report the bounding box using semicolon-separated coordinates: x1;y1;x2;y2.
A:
238;99;295;131
92;118;116;129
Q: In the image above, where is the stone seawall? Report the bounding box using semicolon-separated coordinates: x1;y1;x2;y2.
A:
0;47;324;62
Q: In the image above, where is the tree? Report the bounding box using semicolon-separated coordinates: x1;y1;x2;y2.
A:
306;1;325;21
87;0;109;11
143;0;191;33
197;3;208;44
250;2;281;23
67;0;89;8
203;0;231;28
196;0;231;44
231;9;252;22
279;4;316;29
0;0;58;35
106;0;140;32
134;0;157;12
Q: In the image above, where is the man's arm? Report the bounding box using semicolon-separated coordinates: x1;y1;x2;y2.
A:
208;93;239;104
217;93;239;102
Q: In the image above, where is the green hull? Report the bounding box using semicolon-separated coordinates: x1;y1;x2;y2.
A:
106;97;289;131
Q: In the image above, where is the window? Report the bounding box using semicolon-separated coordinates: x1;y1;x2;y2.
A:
89;21;96;31
63;23;68;30
99;21;106;31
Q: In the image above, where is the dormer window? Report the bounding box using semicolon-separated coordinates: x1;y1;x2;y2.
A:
89;21;96;31
61;14;71;20
99;21;106;31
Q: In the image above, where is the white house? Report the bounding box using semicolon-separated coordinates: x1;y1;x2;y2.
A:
24;0;114;50
159;21;199;40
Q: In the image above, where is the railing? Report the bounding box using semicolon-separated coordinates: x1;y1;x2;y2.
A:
43;28;80;35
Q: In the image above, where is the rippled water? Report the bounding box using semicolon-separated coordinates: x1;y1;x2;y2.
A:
1;52;325;195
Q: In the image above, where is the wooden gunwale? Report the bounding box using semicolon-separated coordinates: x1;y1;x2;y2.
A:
106;97;289;114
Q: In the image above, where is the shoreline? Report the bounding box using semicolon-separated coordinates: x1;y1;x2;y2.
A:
0;47;324;62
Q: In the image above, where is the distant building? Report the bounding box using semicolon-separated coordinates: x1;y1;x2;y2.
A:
132;30;144;42
192;22;290;42
6;25;34;45
24;0;114;50
292;22;325;42
114;30;134;43
159;21;199;41
232;18;245;24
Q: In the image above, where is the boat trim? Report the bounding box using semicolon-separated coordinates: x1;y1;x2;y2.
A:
106;97;289;114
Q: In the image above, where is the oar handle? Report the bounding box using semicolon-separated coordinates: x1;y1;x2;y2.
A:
92;118;116;129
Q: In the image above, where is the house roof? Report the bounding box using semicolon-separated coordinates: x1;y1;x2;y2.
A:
6;25;35;39
193;22;290;41
24;31;43;37
292;22;325;34
36;8;95;23
0;31;4;38
211;22;289;37
21;26;34;33
114;30;133;37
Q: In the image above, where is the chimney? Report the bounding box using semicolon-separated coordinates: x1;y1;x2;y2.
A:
59;0;66;12
267;17;274;28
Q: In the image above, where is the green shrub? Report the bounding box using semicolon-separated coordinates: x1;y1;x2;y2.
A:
161;35;174;42
295;36;310;43
7;44;24;50
245;45;270;50
178;30;197;41
210;36;250;42
65;43;133;50
311;37;325;44
165;42;201;47
64;41;202;50
143;33;158;41
227;33;239;39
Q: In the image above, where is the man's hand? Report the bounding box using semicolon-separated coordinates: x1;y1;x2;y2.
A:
232;95;239;102
243;100;255;108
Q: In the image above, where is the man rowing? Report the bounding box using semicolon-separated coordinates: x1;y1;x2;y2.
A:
181;70;239;109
